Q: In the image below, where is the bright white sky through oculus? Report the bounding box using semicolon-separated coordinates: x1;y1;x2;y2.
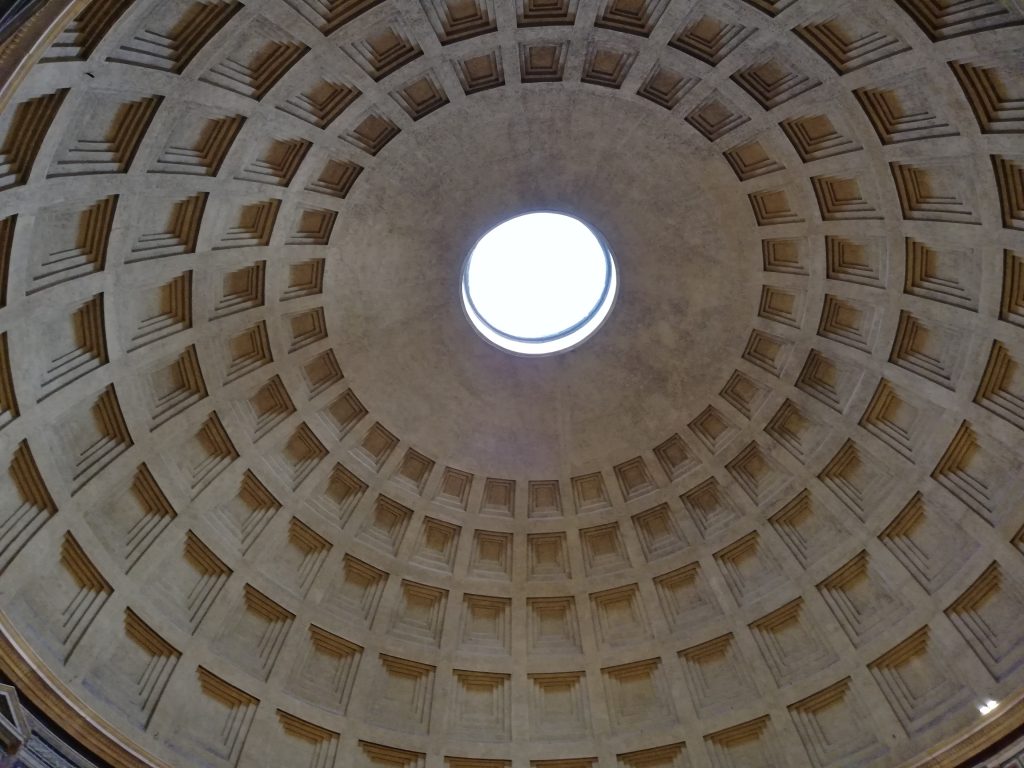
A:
464;212;611;341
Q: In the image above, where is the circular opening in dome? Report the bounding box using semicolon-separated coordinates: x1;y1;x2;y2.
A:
461;212;618;356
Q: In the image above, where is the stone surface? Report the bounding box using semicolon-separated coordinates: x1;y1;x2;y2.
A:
0;1;1022;767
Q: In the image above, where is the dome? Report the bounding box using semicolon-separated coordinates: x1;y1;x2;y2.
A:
0;0;1023;766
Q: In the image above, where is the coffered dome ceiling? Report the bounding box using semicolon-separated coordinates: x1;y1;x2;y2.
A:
0;0;1023;766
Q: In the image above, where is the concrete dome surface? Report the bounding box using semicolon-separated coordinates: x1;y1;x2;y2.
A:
0;0;1022;766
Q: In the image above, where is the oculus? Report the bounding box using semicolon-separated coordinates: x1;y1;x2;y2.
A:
461;212;618;356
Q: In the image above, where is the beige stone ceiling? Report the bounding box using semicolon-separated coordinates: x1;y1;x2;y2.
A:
332;89;755;474
0;0;1023;767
